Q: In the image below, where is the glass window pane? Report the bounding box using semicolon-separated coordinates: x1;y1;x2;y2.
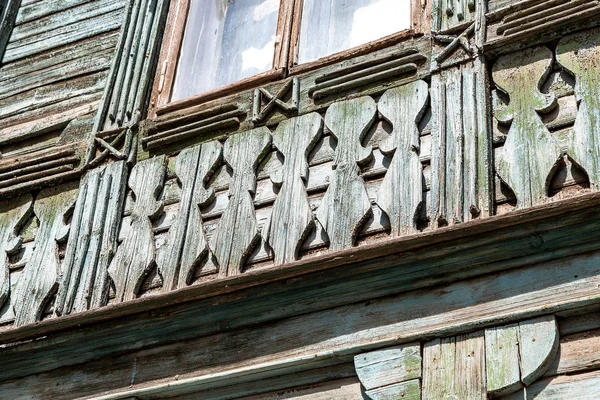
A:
172;0;280;101
297;0;411;64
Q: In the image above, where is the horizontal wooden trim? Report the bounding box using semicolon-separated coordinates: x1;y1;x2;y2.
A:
3;191;600;346
156;69;284;116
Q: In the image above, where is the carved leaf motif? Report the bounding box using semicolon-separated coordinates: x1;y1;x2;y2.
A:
108;156;165;302
211;128;271;277
317;96;375;252
492;46;561;209
265;113;322;265
158;141;222;290
13;186;78;326
0;195;33;311
557;27;600;189
377;80;428;236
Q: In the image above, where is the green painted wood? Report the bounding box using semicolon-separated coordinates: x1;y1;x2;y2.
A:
485;323;522;397
366;379;421;400
376;80;428;236
108;156;165;302
557;27;600;189
355;343;421;390
493;46;561;208
211;128;271;277
317;96;375;251
265;113;322;264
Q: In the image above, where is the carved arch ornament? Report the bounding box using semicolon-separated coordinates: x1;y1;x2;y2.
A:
355;315;559;400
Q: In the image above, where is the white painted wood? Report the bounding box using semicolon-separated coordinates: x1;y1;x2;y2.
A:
518;314;559;386
13;186;78;326
355;342;421;390
557;27;600;189
485;323;522;397
0;195;32;311
108;156;165;302
56;161;127;315
265;113;322;264
376;80;428;236
492;46;561;208
210;128;271;277
423;331;486;400
158;141;221;289
317;96;375;252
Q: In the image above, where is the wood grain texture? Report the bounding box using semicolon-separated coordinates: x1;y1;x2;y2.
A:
518;315;559;386
500;370;600;400
365;379;421;400
485;323;522;397
317;97;375;252
355;343;421;390
55;161;127;315
108;156;165;302
423;331;486;400
12;185;77;326
211;128;271;277
557;27;600;189
0;195;32;311
157;142;221;290
377;80;428;236
493;46;561;208
265;113;322;265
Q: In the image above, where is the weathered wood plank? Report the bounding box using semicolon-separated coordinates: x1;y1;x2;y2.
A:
366;379;421;400
210;128;271;277
518;315;559;386
12;185;77;326
0;195;32;311
355;343;421;390
556;27;600;189
500;370;600;400
376;80;428;236
492;46;561;208
265;113;322;264
15;0;94;25
546;328;600;377
485;323;522;397
422;331;486;399
317;97;375;251
108;157;165;302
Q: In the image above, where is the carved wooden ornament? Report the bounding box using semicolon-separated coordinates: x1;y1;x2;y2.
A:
264;113;322;265
493;46;561;208
557;28;600;189
317;97;375;252
13;186;78;326
158;142;221;290
211;128;271;277
0;195;32;311
108;156;165;302
377;80;428;236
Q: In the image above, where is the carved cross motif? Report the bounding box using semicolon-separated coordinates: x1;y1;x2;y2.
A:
434;22;475;65
0;195;32;311
492;46;561;208
158;142;222;290
557;28;600;189
265;113;322;265
108;156;165;302
211;128;271;277
317;96;376;252
13;186;78;326
377;81;428;237
252;78;299;124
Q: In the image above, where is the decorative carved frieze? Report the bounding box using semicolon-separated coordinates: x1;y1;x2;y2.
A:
157;142;221;290
492;46;562;209
265;113;322;265
308;49;427;101
252;78;299;125
557;28;600;189
211;128;271;277
376;81;428;236
433;0;477;33
13;185;78;326
108;156;165;302
55;161;127;315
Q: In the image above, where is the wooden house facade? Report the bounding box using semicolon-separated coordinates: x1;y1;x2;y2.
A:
1;0;600;398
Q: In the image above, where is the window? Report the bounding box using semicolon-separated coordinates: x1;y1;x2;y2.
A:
156;0;420;109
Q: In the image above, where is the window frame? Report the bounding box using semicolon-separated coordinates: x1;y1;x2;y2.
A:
150;0;427;116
